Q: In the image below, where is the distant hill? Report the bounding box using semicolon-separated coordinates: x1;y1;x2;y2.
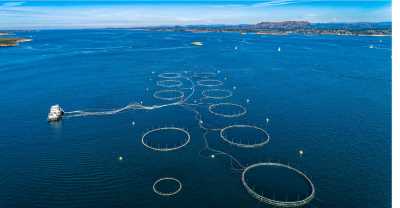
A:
254;21;311;29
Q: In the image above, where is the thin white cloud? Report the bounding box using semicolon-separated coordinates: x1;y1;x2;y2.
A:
252;0;297;7
1;1;25;7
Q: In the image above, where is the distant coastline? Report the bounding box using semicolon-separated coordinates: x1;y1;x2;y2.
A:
140;21;392;36
0;21;391;47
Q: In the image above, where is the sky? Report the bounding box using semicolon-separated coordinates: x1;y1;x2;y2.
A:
0;0;392;29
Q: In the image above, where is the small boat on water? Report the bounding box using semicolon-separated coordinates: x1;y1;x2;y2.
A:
48;104;64;122
191;41;203;46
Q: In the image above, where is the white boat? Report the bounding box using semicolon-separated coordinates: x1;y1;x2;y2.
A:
191;41;203;46
48;104;64;122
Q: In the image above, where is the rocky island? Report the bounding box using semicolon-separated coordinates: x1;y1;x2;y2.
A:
0;38;32;47
142;21;391;36
0;31;32;47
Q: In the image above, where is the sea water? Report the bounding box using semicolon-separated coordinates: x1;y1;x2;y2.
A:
0;30;391;207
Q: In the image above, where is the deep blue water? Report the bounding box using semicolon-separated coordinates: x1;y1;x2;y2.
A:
0;30;391;207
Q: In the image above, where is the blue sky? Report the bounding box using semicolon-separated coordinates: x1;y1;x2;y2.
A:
0;1;392;29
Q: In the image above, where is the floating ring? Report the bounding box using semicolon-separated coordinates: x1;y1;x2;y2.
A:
208;103;246;118
220;124;269;148
202;89;233;99
241;162;315;207
158;72;182;79
142;127;191;152
196;79;223;87
153;89;184;101
153;177;182;196
156;79;183;88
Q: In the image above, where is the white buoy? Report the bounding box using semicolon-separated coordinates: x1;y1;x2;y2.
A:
234;46;238;50
132;121;136;126
211;154;215;158
246;98;250;103
118;156;124;161
217;70;221;74
233;86;237;90
299;150;304;156
192;41;203;46
369;45;374;49
266;118;269;123
277;47;281;52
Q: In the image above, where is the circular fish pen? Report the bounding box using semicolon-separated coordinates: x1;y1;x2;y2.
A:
153;89;185;101
60;69;316;206
193;72;217;79
220;124;269;148
141;127;191;152
158;72;182;79
241;162;315;207
196;79;224;87
156;79;183;88
202;89;233;99
153;177;182;196
208;103;247;118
